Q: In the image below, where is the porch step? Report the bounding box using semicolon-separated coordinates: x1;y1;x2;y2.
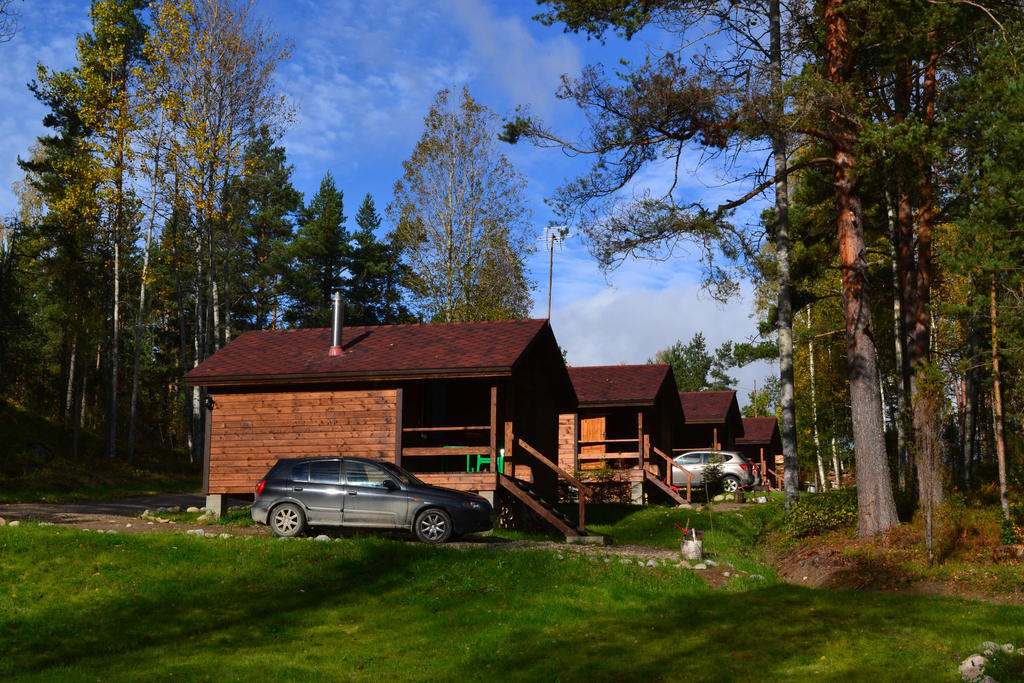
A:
644;470;690;505
498;474;582;538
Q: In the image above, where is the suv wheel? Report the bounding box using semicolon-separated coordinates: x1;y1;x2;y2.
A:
270;502;306;537
721;476;740;493
414;508;452;544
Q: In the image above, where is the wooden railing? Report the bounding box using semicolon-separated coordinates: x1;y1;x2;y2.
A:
400;425;492;461
651;445;693;502
517;437;591;532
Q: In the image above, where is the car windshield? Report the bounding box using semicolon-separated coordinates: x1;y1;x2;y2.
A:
379;462;424;486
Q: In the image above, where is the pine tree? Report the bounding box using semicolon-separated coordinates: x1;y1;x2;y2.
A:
278;173;349;328
346;194;413;325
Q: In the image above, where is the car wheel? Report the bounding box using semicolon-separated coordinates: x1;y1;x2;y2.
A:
414;508;452;544
721;476;740;493
269;502;306;537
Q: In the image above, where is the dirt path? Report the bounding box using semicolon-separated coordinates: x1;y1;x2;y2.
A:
0;494;269;537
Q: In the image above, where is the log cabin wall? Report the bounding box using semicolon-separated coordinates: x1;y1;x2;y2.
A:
557;413;577;472
207;387;397;494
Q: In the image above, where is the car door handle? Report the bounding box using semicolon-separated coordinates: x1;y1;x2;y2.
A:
347;491;358;495
293;487;303;491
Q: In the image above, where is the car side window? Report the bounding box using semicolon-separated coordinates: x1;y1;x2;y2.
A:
344;461;390;488
680;454;701;465
291;463;310;483
309;460;341;484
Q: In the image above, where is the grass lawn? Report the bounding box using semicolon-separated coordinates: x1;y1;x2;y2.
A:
3;507;1022;681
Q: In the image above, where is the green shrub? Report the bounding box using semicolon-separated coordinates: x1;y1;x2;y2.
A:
783;487;858;538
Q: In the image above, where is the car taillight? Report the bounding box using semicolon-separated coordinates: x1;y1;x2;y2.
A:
255;478;266;496
740;464;749;470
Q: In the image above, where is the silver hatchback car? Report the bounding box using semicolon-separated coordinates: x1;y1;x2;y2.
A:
671;450;757;492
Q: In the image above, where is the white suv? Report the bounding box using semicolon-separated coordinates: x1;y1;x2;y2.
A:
671;450;757;492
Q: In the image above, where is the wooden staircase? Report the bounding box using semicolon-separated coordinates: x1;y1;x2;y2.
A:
644;470;689;506
498;474;582;537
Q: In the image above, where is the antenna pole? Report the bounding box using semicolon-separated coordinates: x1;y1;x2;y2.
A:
547;232;555;319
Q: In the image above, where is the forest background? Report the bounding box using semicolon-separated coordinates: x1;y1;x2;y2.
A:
2;0;1024;542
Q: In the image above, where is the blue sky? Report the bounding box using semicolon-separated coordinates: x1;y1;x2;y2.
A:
0;0;775;406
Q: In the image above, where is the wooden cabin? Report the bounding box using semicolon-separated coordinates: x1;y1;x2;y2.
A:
557;365;689;505
677;391;744;452
183;318;588;536
736;416;782;489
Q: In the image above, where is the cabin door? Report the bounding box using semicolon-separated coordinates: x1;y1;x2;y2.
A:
580;416;606;455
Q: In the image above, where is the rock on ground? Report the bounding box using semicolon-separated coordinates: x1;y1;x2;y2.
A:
959;654;987;681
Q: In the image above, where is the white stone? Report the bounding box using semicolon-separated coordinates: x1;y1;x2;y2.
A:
604;558;611;564
218;533;232;539
1002;643;1014;652
142;509;151;516
39;522;54;527
647;560;659;568
125;523;132;528
9;520;20;527
723;571;731;577
750;574;765;580
705;559;718;567
693;563;707;570
168;506;181;513
676;560;692;569
315;534;330;542
981;642;999;652
620;558;632;565
147;522;154;525
959;654;987;681
186;529;205;537
186;506;200;513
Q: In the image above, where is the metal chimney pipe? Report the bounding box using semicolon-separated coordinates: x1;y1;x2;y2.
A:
329;291;343;356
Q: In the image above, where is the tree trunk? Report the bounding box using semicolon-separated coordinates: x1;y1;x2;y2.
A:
963;324;980;491
128;112;163;463
770;0;799;507
911;43;943;528
65;335;77;425
105;238;120;459
991;276;1010;520
826;0;899;537
808;309;826;492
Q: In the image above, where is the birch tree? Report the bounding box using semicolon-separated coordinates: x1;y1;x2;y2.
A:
389;87;533;322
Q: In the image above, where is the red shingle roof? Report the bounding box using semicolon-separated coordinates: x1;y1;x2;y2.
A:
568;365;672;405
184;319;550;386
679;390;737;422
736;417;779;445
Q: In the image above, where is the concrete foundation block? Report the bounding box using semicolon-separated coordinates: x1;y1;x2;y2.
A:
205;494;227;519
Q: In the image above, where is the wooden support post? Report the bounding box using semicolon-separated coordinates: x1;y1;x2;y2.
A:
489;385;498;466
637;410;645;468
202;392;213;495
395;387;404;467
713;427;719;451
760;447;766;488
504;420;514;477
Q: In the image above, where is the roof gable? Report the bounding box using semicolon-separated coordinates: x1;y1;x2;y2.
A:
680;390;740;423
736;417;780;445
184;319;551;386
568;365;673;405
